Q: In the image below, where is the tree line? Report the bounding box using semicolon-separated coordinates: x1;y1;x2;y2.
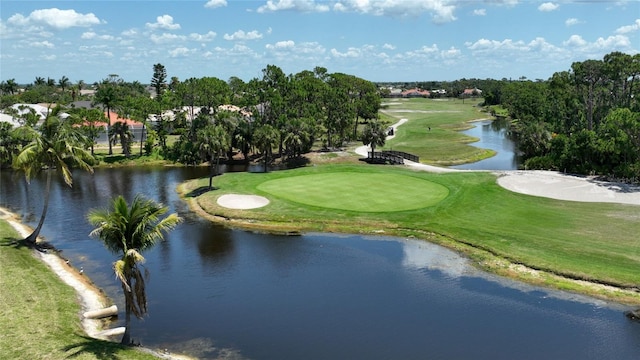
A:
484;51;640;180
0;64;382;177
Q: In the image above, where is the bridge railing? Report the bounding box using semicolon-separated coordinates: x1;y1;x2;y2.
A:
368;151;404;164
381;150;419;163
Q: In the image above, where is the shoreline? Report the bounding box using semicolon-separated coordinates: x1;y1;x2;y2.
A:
181;186;640;306
0;207;194;360
0;207;108;339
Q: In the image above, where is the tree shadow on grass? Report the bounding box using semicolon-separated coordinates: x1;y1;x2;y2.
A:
184;186;217;198
0;235;58;253
62;335;131;359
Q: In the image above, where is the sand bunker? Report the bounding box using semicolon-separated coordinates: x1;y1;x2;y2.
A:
497;170;640;205
217;194;270;209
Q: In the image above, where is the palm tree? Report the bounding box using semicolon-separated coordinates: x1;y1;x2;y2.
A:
253;124;279;172
58;76;70;93
361;119;387;158
197;124;230;189
13;110;94;244
87;195;182;345
110;121;134;157
94;81;119;155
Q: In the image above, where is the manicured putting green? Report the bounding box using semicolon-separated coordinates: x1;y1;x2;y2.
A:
257;172;449;212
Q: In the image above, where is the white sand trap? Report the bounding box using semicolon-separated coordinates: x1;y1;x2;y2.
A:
217;194;270;209
497;170;640;205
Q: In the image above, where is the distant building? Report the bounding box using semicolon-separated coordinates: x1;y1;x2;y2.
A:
401;88;430;98
462;88;482;96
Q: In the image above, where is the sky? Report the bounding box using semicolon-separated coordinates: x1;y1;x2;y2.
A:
1;0;639;85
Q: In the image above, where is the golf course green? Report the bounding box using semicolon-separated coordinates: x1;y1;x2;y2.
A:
181;163;640;304
257;172;449;212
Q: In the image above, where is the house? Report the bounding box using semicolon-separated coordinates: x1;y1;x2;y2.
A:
462;88;482;96
401;88;430;98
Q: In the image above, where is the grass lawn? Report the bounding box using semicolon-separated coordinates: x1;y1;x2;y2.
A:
180;163;640;303
379;98;496;165
0;219;159;360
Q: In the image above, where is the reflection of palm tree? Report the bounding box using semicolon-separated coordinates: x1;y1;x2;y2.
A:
13;111;94;244
87;195;182;345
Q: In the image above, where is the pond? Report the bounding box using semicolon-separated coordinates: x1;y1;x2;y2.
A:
2;167;639;359
450;117;520;170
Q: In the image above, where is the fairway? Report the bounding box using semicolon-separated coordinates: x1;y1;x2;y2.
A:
257;172;449;212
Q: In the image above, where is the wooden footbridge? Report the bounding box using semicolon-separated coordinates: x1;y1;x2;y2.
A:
365;150;419;165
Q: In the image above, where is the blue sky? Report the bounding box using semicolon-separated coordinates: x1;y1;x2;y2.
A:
1;0;638;85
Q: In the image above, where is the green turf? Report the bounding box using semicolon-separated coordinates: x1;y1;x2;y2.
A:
257;172;449;212
0;219;158;360
379;98;496;165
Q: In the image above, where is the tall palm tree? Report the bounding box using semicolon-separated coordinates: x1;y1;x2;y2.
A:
361;119;387;158
94;81;119;155
253;124;279;172
13;110;94;244
110;121;134;157
87;195;182;345
58;76;70;93
197;123;230;189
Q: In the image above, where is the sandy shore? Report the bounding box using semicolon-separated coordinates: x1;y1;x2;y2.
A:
0;208;194;359
0;208;107;339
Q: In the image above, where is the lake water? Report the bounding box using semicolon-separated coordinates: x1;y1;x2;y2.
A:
2;167;639;359
450;118;519;170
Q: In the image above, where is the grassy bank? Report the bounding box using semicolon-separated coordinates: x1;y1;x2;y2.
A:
0;219;159;360
179;163;640;304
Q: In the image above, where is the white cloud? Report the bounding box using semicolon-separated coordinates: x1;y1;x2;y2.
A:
383;43;396;50
538;2;559;12
150;33;187;44
224;30;263;41
333;0;457;23
32;40;55;48
121;29;138;37
169;47;196;57
563;35;587;47
146;15;181;30
331;47;361;58
266;40;296;50
7;8;102;30
257;0;330;13
205;0;228;9
189;31;217;42
565;18;580;27
473;9;487;16
616;19;640;34
81;32;115;41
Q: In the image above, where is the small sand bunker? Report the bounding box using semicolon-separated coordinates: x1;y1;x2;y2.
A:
217;194;270;209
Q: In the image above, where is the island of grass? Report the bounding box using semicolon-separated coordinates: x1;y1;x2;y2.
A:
179;163;640;305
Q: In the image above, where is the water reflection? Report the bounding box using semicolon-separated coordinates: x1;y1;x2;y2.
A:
451;118;519;170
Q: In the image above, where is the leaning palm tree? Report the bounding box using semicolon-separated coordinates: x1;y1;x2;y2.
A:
13;110;94;245
87;195;182;345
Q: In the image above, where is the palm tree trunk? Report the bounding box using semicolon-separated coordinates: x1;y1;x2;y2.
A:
208;160;214;189
121;282;132;345
107;108;113;155
139;124;145;156
24;167;52;245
